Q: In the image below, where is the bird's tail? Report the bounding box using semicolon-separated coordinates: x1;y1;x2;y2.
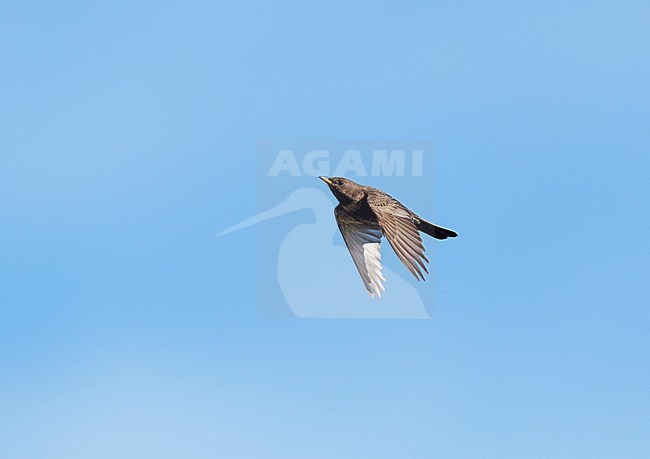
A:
416;218;458;240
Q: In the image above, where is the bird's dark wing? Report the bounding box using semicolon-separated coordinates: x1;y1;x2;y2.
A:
366;192;429;281
334;205;385;297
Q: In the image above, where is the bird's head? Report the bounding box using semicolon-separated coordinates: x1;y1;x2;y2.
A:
319;176;364;204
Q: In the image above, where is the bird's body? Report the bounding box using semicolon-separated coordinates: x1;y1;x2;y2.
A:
320;176;457;297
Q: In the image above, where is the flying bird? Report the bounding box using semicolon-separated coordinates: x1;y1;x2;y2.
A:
319;176;457;297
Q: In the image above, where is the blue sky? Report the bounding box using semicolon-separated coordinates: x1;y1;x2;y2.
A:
1;1;650;457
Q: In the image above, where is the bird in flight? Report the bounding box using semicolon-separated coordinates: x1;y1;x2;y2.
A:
319;176;457;298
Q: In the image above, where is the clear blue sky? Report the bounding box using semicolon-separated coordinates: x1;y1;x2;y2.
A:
2;2;649;457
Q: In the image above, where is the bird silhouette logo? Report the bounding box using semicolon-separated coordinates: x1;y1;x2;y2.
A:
218;178;456;319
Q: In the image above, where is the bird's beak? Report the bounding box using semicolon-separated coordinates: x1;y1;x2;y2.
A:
319;176;333;186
